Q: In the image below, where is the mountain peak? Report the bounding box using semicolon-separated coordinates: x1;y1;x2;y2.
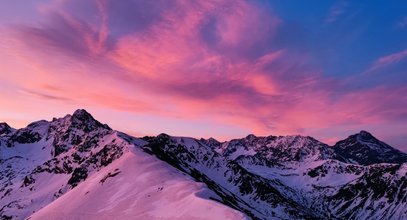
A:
245;134;257;140
357;130;374;139
0;122;10;128
333;131;407;165
359;130;371;135
218;134;336;163
0;122;12;135
199;137;221;149
67;109;111;131
72;109;93;120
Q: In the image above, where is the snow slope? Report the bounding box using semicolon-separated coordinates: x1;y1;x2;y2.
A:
29;148;247;220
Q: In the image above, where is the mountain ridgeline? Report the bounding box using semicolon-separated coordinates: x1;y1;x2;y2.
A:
0;110;406;220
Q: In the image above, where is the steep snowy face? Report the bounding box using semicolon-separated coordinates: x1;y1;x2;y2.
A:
216;135;340;163
328;163;407;219
333;130;407;165
0;110;134;219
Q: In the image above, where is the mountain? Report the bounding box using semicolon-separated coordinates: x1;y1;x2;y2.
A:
139;134;320;219
1;109;130;219
333;130;407;165
1;109;406;220
0;110;245;220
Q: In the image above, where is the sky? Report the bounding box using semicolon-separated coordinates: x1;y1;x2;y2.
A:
0;0;406;151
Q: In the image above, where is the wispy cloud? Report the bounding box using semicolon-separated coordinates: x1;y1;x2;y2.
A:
367;48;407;72
18;89;71;101
325;1;348;24
398;16;407;28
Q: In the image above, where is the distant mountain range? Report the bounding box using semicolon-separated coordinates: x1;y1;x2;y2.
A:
1;109;406;220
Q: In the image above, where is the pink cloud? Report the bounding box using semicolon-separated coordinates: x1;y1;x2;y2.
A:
368;48;407;71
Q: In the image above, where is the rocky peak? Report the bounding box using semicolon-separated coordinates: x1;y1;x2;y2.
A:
42;109;112;156
72;109;93;120
244;134;257;141
199;137;221;149
219;134;337;163
68;109;111;132
351;130;382;145
333;131;407;165
156;133;170;140
268;135;337;162
337;131;390;151
358;130;374;138
0;122;12;135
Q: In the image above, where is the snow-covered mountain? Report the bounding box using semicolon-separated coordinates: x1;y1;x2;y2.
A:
0;110;245;220
333;130;407;165
1;110;406;220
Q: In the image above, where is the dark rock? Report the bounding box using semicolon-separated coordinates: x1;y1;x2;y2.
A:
67;167;88;188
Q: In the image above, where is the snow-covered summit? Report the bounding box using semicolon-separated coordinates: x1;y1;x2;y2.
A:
333;130;407;165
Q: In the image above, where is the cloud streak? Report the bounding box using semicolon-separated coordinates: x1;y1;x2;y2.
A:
368;48;407;71
325;1;348;24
